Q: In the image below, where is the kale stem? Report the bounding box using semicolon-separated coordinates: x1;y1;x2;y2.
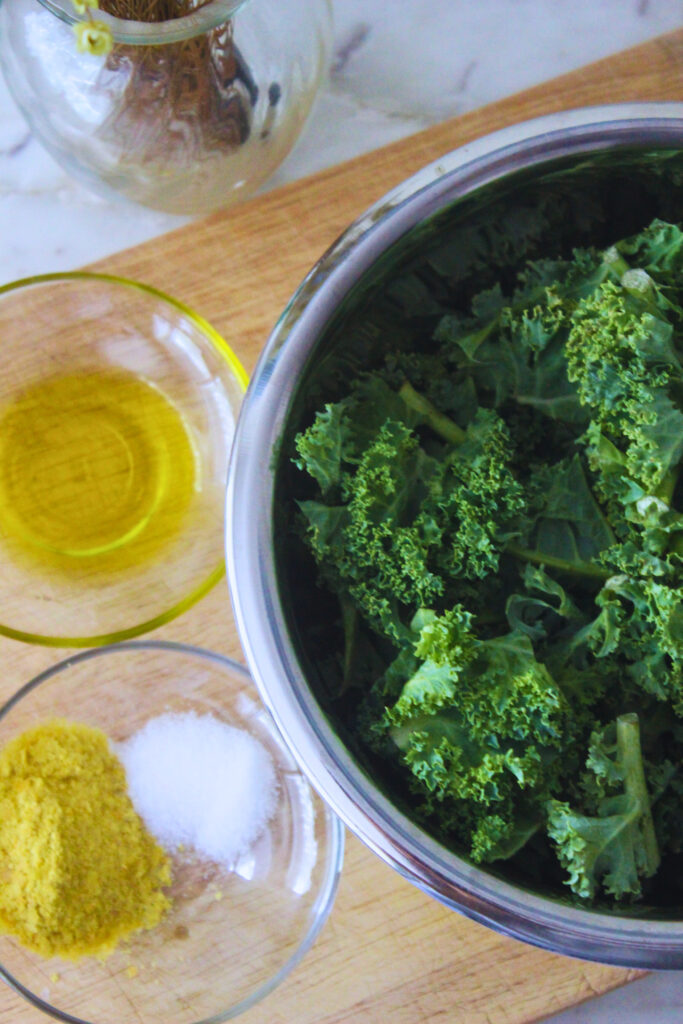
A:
616;713;660;878
655;469;682;556
398;380;467;445
460;316;501;352
656;468;678;506
602;246;632;279
340;596;358;693
504;541;612;582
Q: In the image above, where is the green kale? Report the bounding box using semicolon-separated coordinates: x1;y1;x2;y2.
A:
382;615;567;863
547;714;659;901
566;279;683;492
290;217;683;907
296;386;525;642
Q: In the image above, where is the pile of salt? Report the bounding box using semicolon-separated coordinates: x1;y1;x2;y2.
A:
119;711;278;869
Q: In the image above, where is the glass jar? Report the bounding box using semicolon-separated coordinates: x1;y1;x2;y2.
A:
0;0;333;214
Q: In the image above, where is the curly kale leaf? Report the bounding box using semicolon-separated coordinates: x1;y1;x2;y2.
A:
381;615;568;862
296;385;525;641
505;564;585;643
293;375;425;491
424;407;526;581
294;401;349;496
387;613;566;745
547;714;659;900
589;574;683;709
615;218;683;299
435;280;585;423
298;419;443;641
290;217;683;904
566;279;683;493
510;454;615;577
434;244;625;427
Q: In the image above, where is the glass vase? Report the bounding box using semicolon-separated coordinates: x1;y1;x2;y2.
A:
0;0;333;214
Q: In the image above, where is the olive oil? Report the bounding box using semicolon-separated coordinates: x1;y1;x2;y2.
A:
0;368;197;573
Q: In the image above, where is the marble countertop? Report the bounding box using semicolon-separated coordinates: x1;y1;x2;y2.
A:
1;1;683;1022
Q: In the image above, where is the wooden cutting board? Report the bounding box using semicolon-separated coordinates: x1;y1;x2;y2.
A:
1;28;682;1024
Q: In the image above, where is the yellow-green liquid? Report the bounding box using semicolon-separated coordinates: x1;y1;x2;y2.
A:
0;368;197;573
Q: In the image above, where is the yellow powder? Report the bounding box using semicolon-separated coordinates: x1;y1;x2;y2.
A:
0;719;171;960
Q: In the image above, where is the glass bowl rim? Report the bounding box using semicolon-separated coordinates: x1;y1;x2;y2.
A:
37;0;251;45
0;272;249;648
0;639;345;1024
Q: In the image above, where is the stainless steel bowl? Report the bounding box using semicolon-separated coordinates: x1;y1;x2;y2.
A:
226;103;683;968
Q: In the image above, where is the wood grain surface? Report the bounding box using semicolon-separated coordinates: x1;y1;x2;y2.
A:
0;27;682;1024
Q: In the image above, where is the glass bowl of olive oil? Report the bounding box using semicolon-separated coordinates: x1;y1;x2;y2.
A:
0;272;247;645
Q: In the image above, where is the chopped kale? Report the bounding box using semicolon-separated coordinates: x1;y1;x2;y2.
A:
290;217;683;906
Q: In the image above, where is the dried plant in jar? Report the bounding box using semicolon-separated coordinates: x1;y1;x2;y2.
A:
3;0;331;213
96;0;254;168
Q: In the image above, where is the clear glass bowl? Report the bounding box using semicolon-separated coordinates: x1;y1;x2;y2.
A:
0;0;333;215
0;641;343;1024
0;271;247;646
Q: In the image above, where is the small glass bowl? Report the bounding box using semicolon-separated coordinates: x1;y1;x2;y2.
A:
0;641;344;1024
0;272;247;647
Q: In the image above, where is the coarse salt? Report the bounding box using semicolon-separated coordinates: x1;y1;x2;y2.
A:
119;711;278;869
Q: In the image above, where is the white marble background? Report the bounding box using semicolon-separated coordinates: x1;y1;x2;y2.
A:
1;1;683;1022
